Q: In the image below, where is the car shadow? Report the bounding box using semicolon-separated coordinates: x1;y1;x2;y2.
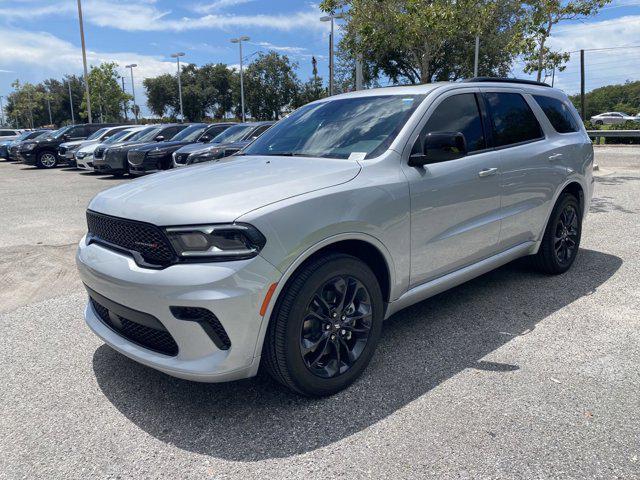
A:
92;248;621;461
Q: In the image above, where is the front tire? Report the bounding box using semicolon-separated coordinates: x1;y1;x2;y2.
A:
263;253;383;396
530;192;582;274
36;151;58;169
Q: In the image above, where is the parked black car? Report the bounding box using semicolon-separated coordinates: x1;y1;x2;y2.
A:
174;121;275;167
94;124;186;177
127;123;235;176
19;123;117;168
0;130;51;160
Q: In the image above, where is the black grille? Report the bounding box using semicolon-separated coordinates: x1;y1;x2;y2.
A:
104;148;127;168
174;152;190;165
94;146;106;159
86;210;176;267
128;150;146;166
170;306;231;350
91;297;179;356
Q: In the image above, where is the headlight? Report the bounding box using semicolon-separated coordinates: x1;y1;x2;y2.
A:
165;224;266;261
23;143;36;151
76;151;87;159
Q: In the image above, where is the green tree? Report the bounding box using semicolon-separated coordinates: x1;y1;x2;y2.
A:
295;76;327;107
143;73;177;118
321;0;523;84
569;80;640;120
522;0;611;82
82;62;131;122
244;52;300;120
5;81;45;128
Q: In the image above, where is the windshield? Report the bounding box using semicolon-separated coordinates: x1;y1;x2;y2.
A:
86;128;109;140
170;124;206;142
243;95;425;159
51;125;74;139
16;131;38;141
104;129;134;144
34;131;52;140
130;126;161;142
210;124;254;144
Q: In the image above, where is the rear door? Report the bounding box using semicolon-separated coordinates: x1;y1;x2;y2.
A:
481;89;565;249
402;89;502;286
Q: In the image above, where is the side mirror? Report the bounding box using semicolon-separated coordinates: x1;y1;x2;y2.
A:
199;134;211;142
155;135;165;142
62;134;70;141
409;131;467;167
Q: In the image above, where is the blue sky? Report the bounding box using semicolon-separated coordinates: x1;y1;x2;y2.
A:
1;0;640;116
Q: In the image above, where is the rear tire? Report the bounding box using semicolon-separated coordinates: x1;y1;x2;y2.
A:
530;192;582;275
263;253;383;396
36;151;57;169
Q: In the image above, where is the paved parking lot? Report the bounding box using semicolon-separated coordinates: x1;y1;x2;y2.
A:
1;151;639;479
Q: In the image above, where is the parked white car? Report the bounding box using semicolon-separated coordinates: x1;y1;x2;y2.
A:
75;126;146;171
589;112;639;125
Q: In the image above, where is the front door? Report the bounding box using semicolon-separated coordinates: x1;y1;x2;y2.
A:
401;90;502;287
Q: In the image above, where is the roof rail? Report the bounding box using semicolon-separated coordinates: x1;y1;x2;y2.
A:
464;77;551;88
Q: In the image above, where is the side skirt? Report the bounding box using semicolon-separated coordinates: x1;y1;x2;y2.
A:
384;241;536;319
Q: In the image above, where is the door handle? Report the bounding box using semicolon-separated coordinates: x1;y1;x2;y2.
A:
548;153;563;161
478;167;498;177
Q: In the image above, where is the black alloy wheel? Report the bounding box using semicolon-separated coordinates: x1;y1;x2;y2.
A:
530;192;582;274
553;204;579;266
300;275;373;378
264;253;383;396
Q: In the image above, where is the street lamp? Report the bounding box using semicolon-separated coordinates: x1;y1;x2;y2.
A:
170;52;185;122
76;0;92;123
0;95;5;126
230;36;250;122
320;13;344;95
125;63;138;123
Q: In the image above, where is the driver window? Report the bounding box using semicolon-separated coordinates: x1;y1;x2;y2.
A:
414;93;486;154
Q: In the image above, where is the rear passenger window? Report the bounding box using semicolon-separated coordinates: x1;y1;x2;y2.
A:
484;92;543;147
421;93;486;152
533;95;580;133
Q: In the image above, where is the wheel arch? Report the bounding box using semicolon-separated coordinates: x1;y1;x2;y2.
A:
252;233;396;362
534;179;586;254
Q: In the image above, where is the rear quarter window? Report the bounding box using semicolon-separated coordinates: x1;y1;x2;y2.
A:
484;92;544;147
533;95;580;133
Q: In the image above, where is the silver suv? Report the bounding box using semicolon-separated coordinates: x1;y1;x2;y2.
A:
77;79;594;396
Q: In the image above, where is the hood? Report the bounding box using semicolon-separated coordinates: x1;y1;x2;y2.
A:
190;140;248;156
174;142;212;155
89;155;361;225
108;140;155;152
60;139;91;149
131;140;189;154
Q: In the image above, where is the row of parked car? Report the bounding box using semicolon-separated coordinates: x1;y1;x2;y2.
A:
0;120;275;176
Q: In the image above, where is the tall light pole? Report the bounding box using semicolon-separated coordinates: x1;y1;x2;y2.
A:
46;94;53;125
121;76;128;121
320;13;344;95
76;0;92;123
170;52;185;122
0;95;5;126
67;80;75;124
473;36;480;77
230;36;249;122
126;64;138;123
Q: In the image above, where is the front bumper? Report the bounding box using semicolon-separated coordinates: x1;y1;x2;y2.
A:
76;155;94;171
129;154;170;176
21;152;38;165
76;236;281;382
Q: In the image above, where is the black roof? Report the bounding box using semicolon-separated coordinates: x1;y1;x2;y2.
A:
464;77;551;88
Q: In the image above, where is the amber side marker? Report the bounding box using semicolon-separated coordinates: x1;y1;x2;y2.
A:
260;283;278;316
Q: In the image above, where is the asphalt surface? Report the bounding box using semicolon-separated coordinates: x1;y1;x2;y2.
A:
1;151;639;479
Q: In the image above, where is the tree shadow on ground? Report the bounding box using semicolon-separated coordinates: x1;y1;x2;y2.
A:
93;248;621;461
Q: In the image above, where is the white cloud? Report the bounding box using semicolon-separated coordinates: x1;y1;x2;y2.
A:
0;0;326;33
252;41;308;54
0;28;176;115
191;0;255;14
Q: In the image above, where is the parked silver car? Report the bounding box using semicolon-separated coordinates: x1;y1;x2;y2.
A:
77;79;594;396
590;111;638;125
